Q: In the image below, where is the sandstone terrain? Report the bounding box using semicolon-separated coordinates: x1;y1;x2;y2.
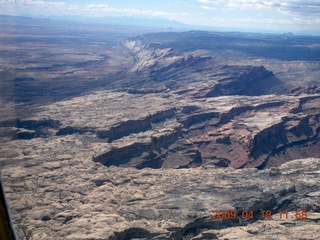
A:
0;16;319;239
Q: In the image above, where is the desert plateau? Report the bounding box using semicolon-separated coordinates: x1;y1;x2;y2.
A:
0;15;319;239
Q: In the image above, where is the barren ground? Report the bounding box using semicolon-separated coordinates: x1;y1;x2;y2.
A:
0;16;319;240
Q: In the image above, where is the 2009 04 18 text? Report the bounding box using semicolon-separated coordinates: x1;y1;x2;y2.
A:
211;210;308;220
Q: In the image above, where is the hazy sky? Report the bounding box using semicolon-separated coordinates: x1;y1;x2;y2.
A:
1;0;320;34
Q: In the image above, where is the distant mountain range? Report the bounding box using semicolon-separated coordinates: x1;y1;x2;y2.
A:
18;14;194;30
1;14;317;35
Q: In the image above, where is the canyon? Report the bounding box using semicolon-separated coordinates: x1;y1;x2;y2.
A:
0;16;319;239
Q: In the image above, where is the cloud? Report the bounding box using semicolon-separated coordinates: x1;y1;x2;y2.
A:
196;0;279;10
282;0;320;17
209;15;320;32
195;0;320;17
0;0;319;32
0;0;179;19
200;5;216;10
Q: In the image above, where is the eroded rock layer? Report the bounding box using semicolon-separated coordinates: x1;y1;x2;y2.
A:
1;28;320;240
1;38;319;170
1;89;319;170
118;39;279;97
2;156;320;239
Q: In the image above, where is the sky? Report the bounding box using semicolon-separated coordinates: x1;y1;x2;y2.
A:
0;0;320;34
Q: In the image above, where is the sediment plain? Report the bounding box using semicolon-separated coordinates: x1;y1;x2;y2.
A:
0;16;319;239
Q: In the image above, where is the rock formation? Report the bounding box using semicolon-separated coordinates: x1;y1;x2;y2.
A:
1;37;319;172
2;156;320;239
119;39;279;97
1;88;318;170
0;21;319;239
